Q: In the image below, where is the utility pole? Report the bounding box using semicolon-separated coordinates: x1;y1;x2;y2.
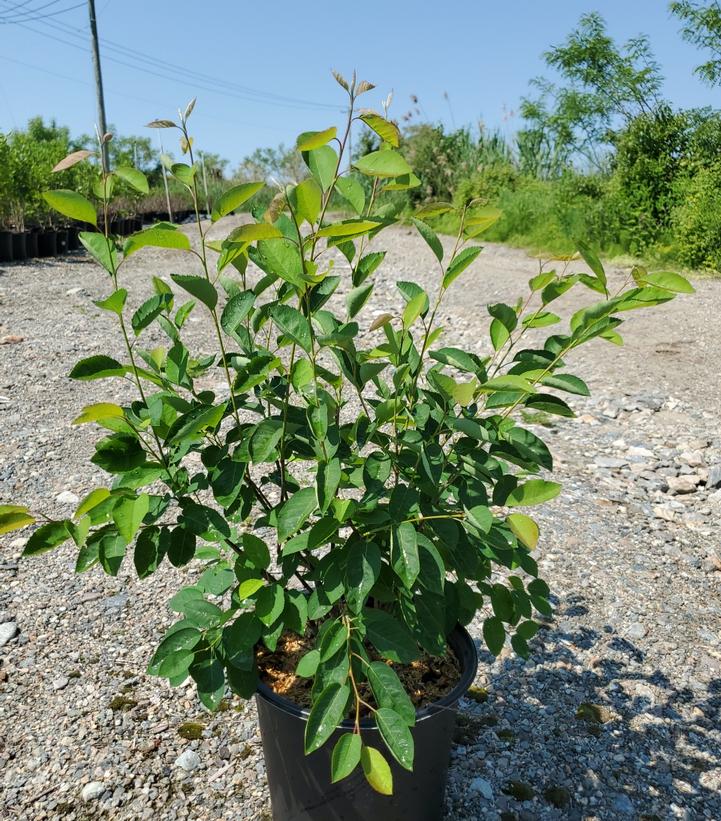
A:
88;0;109;171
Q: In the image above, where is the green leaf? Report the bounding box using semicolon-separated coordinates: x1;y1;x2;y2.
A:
79;232;117;273
335;177;365;214
290;178;322;225
250;419;283;463
376;708;414;770
320;619;348;662
124;225;191;256
506;513;539;549
220;290;255;341
255;583;285;625
134;526;165;579
490;583;515;622
131;293;172;335
391;523;419;588
506;480;561;507
540;374;589;395
483;616;505;655
353;251;386;286
354;149;413;178
345;542;381;613
0;505;34;535
270;304;312;353
23;520;71;556
443;246;482;289
211;181;264;221
241;533;271;570
297;126;337;151
634;270;694;294
331;733;362;783
411;218;443;262
346;283;374;319
170;274;217;310
359;113;400;147
228;222;283;243
91;434;145;473
72;402;124;426
43;189;96;225
69;355;125;381
464;207;502;237
363;608;418;664
317;458;341;514
94;288;127;316
304;682;350;754
277;487;317;542
238;578;265;599
361;746;393;796
402;291;427;329
168;527;196;567
305;145;338;191
367;662;416;725
148;626;200;676
577;242;607;291
112;493;149;543
317;219;382;239
114;165;149;194
296;649;321;678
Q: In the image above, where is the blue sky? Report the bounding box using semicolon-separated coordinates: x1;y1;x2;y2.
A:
0;0;716;168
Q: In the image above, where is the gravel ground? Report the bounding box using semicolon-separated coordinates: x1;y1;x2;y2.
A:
1;219;720;820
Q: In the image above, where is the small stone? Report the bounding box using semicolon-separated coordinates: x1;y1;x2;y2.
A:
0;622;18;648
81;781;106;801
627;446;655;460
55;490;80;505
52;675;69;691
66;287;83;296
611;793;634;815
175;750;201;772
679;450;704;467
653;504;676;522
667;475;699;495
469;777;494;800
594;456;628;469
625;622;647;640
707;465;721;489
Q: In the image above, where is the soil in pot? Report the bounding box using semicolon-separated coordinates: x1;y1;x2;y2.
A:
0;231;13;262
255;625;477;821
11;232;27;262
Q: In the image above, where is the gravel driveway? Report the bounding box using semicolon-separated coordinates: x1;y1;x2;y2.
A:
1;220;720;820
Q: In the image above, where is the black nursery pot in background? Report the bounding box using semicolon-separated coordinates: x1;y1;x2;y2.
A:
37;230;57;257
26;231;39;259
56;229;69;255
256;625;478;821
0;231;13;262
11;232;27;262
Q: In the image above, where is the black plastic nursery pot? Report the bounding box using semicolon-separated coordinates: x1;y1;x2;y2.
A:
256;624;478;821
56;229;69;255
37;230;57;257
11;232;27;262
67;227;80;251
26;231;39;259
0;231;13;262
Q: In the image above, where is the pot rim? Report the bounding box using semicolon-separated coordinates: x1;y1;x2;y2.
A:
255;622;478;728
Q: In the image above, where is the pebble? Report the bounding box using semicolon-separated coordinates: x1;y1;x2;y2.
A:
175;750;201;772
81;781;106;801
52;675;69;691
611;793;635;815
0;622;18;648
625;622;647;640
667;475;699;494
55;490;80;505
469;777;494;800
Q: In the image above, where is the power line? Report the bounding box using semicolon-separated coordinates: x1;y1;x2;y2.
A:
2;0;67;18
1;4;340;112
0;1;85;22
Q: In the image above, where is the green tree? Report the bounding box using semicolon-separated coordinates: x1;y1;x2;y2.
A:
671;0;721;86
520;12;663;169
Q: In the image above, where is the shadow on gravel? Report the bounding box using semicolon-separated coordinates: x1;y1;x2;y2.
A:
447;595;721;820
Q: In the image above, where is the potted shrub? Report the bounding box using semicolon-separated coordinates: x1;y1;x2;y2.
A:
0;76;693;819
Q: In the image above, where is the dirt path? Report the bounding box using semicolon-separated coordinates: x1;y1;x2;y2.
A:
0;221;719;820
